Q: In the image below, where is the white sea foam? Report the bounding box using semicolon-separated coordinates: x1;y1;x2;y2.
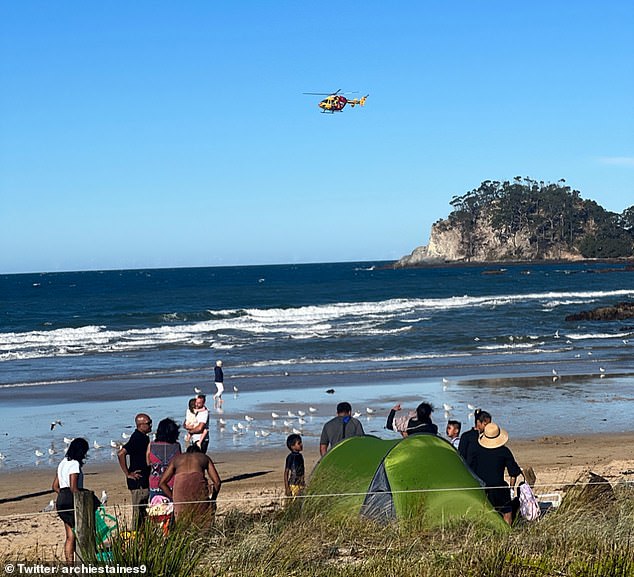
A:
477;343;540;350
1;288;632;361
564;332;632;341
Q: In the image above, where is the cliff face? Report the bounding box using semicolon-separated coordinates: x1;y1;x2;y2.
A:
394;178;634;268
395;214;584;267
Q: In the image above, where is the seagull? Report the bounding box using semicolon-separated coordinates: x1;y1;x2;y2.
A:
297;410;306;417
287;411;296;418
308;407;317;413
467;404;476;411
50;420;63;431
121;432;131;439
233;386;239;393
271;412;279;419
292;428;302;435
100;490;108;505
35;449;44;457
260;430;271;437
283;420;293;428
442;403;453;412
298;418;307;425
353;412;362;418
366;407;375;414
63;437;73;445
236;422;245;430
599;367;606;378
231;424;240;433
442;378;449;385
219;418;227;426
42;499;55;512
110;440;121;449
194;386;203;394
552;369;559;381
245;415;254;422
254;430;261;437
48;448;56;455
473;337;480;342
0;452;5;460
554;330;560;339
93;440;102;449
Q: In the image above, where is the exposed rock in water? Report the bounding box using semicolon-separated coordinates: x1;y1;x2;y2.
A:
565;301;634;322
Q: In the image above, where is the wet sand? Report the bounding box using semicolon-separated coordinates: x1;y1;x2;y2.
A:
2;433;634;562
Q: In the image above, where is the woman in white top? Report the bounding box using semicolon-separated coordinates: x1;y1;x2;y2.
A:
52;437;89;564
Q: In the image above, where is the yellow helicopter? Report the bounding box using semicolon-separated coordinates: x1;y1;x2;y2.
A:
304;89;369;113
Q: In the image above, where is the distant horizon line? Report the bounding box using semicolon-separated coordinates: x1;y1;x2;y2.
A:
0;258;395;277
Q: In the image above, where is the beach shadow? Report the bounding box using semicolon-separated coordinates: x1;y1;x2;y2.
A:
223;471;272;483
0;489;54;505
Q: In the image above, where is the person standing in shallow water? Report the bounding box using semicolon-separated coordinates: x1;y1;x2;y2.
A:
213;360;224;408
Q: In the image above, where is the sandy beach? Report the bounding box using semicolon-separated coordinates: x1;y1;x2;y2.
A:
2;432;634;562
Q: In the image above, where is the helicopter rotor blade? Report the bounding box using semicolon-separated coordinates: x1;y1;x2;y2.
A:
303;88;344;96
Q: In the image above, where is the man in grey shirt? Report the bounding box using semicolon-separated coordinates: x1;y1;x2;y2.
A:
319;402;365;456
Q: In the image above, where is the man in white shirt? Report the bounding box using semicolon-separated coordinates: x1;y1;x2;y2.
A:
185;394;210;453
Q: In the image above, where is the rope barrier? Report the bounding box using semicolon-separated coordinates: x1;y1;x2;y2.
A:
0;478;630;522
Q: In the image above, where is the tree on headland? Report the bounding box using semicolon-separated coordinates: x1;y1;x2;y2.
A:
444;178;633;260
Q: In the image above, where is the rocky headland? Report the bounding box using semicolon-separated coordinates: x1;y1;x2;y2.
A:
395;177;634;267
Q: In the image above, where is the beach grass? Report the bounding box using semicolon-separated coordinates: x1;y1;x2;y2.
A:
2;485;633;576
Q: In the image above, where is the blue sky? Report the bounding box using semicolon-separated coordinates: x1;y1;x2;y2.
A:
1;1;632;274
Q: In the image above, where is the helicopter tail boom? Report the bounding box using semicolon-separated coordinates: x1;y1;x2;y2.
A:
348;94;369;107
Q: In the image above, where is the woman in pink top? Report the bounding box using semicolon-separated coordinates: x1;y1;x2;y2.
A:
146;418;181;501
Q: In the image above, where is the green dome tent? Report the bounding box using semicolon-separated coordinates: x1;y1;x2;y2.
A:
304;435;507;530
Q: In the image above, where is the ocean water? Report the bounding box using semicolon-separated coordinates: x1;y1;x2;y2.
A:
1;261;634;469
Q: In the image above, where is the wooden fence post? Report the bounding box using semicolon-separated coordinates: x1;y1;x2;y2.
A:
75;490;96;564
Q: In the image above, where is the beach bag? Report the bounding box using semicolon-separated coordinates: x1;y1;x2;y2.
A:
518;482;540;521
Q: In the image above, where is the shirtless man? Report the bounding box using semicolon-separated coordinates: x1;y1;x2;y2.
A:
158;444;221;522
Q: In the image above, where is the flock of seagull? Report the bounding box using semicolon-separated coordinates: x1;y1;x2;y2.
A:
220;406;321;438
2;357;613;466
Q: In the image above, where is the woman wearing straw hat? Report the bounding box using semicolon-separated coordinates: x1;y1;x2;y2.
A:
473;422;522;526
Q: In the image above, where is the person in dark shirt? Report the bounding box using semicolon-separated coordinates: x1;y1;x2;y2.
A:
213;360;224;408
284;433;305;499
117;413;152;529
458;409;491;468
385;401;438;437
472;422;522;526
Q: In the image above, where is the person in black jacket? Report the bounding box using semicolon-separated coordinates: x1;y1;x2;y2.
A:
472;422;522;526
386;401;438;437
458;409;491;468
213;360;224;407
